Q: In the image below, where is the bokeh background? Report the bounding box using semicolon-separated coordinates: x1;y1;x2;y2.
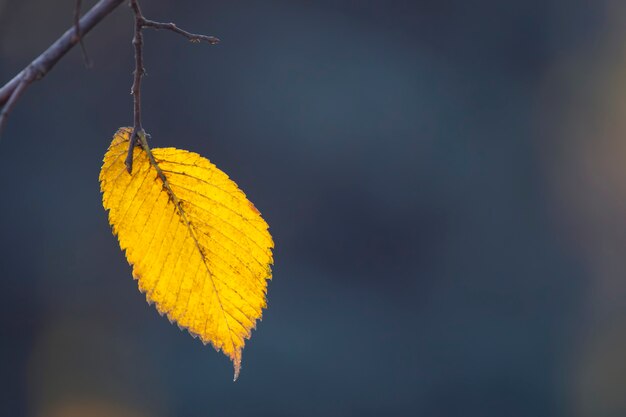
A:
2;0;626;416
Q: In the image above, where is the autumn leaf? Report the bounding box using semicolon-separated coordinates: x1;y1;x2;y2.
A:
99;127;274;380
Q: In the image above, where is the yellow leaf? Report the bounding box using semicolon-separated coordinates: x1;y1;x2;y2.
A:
99;127;274;380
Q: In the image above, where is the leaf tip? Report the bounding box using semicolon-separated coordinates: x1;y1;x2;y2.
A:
233;361;241;382
231;349;242;381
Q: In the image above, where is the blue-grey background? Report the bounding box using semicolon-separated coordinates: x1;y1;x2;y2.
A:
2;1;626;416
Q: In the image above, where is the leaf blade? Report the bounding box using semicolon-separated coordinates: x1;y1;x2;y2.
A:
100;128;274;379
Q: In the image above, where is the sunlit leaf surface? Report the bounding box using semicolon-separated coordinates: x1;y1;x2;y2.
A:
100;128;274;380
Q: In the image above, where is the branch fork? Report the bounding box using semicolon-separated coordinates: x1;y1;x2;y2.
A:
125;0;219;173
0;0;218;159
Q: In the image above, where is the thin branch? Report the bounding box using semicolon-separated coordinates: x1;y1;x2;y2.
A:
142;19;219;45
0;0;125;108
126;0;146;173
0;0;218;151
125;0;219;173
73;0;93;68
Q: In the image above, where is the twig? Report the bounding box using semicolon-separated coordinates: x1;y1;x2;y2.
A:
142;20;219;45
0;0;218;150
125;0;219;173
73;0;93;68
0;0;125;115
126;0;146;173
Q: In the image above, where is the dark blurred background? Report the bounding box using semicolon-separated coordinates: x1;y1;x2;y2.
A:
2;1;626;416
